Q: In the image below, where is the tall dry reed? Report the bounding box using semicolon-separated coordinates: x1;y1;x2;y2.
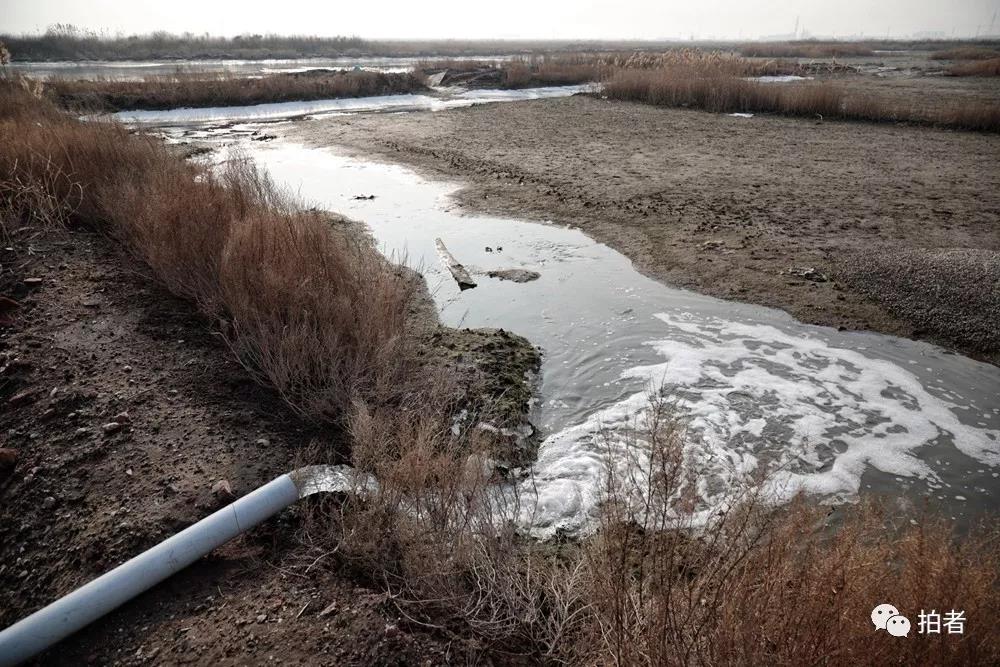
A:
604;65;1000;131
44;70;425;112
0;78;417;421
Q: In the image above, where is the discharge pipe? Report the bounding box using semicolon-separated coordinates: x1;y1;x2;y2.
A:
0;465;369;667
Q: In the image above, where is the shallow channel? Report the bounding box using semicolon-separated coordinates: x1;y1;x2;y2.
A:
134;91;1000;536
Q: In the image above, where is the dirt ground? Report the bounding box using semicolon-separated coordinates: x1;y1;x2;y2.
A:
0;226;533;665
287;93;1000;362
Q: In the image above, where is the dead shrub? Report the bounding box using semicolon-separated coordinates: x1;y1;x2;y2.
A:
319;390;1000;664
1;79;421;421
219;203;416;422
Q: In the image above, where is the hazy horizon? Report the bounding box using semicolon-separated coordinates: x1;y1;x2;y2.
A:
2;0;999;41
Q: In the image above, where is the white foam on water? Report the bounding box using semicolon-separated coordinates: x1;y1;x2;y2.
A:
139;135;998;537
523;310;1000;537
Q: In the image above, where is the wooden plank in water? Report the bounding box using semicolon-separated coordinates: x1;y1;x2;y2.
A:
435;238;477;290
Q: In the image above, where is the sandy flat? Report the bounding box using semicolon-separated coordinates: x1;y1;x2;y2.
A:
288;94;1000;362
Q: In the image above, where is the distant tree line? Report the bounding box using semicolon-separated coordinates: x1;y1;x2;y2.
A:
2;25;371;61
5;25;999;62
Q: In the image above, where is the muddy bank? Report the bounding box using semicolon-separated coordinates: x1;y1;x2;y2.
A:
286;94;1000;363
0;219;535;663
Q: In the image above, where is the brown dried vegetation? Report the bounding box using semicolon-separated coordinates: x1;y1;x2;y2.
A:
43;70;425;112
2;72;998;665
604;63;1000;131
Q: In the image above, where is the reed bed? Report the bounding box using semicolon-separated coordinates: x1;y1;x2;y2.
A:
43;70;425;112
422;50;799;89
931;47;1000;60
947;58;1000;77
604;65;1000;132
739;41;875;58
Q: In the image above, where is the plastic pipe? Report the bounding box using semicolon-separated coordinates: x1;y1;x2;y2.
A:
0;465;361;667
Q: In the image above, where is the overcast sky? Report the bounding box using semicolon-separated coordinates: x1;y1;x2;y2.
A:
2;0;998;40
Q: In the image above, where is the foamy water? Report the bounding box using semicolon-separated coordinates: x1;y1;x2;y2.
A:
230;141;999;537
526;311;999;535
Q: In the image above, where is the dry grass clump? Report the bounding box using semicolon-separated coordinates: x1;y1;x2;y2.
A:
947;58;1000;77
931;47;1000;60
739;41;875;58
595;49;799;76
502;57;603;88
606;67;843;117
0;77;417;421
604;65;1000;131
43;70;425;112
320;394;1000;664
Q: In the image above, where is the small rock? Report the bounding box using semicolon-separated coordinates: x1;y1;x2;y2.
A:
255;438;270;447
42;496;57;509
787;266;829;282
114;411;131;424
256;614;267;623
384;623;400;638
212;479;234;500
102;422;122;435
319;602;338;617
8;389;38;406
75;427;91;438
487;269;541;283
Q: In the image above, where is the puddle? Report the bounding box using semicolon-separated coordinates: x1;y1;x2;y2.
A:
238;141;1000;536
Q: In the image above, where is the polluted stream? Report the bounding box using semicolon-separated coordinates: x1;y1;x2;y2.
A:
130;89;1000;536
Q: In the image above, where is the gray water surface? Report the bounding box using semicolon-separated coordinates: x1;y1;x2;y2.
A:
244;142;999;535
130;94;999;536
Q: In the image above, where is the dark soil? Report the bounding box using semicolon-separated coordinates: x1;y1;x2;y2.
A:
0;225;524;665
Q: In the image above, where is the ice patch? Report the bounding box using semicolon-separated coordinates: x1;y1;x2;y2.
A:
749;75;814;83
107;84;596;125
